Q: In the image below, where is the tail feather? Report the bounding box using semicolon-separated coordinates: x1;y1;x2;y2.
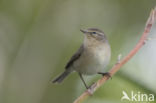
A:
52;70;70;83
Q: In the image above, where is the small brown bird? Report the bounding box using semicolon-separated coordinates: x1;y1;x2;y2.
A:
52;28;111;89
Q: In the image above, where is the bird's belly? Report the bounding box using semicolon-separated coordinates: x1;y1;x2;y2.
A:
78;61;104;75
74;46;110;75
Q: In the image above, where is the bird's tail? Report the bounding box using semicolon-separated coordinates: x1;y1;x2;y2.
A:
52;70;71;83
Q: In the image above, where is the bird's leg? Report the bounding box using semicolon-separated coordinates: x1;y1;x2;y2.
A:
98;72;112;79
78;72;89;89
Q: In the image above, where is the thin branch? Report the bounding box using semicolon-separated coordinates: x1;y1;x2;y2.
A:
74;7;156;103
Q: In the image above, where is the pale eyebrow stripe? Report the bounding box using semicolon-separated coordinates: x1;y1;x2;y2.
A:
96;32;103;36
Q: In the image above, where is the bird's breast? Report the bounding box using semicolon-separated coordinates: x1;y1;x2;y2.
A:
74;43;111;75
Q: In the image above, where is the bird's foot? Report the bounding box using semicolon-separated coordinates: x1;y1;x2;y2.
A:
98;72;112;79
86;82;97;95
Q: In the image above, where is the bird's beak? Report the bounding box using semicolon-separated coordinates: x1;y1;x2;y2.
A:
80;29;88;34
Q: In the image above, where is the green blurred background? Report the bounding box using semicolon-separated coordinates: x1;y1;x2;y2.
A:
0;0;156;103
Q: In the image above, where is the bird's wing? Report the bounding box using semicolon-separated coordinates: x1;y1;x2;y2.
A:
65;45;84;69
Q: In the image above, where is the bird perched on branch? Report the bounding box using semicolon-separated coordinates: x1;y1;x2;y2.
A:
52;28;111;89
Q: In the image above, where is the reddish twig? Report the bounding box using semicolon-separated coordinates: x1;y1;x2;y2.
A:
74;7;156;103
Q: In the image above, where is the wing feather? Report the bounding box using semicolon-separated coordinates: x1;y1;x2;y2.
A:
65;45;84;69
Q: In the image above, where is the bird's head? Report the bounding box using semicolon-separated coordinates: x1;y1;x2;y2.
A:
80;28;108;46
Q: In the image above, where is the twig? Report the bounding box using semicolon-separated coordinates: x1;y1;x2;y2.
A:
73;7;156;103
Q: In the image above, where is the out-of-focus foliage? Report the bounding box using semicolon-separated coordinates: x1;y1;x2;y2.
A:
0;0;156;103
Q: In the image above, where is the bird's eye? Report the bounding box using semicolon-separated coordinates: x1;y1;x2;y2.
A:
92;32;96;34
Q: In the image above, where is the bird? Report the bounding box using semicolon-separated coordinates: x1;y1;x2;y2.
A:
52;28;111;89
